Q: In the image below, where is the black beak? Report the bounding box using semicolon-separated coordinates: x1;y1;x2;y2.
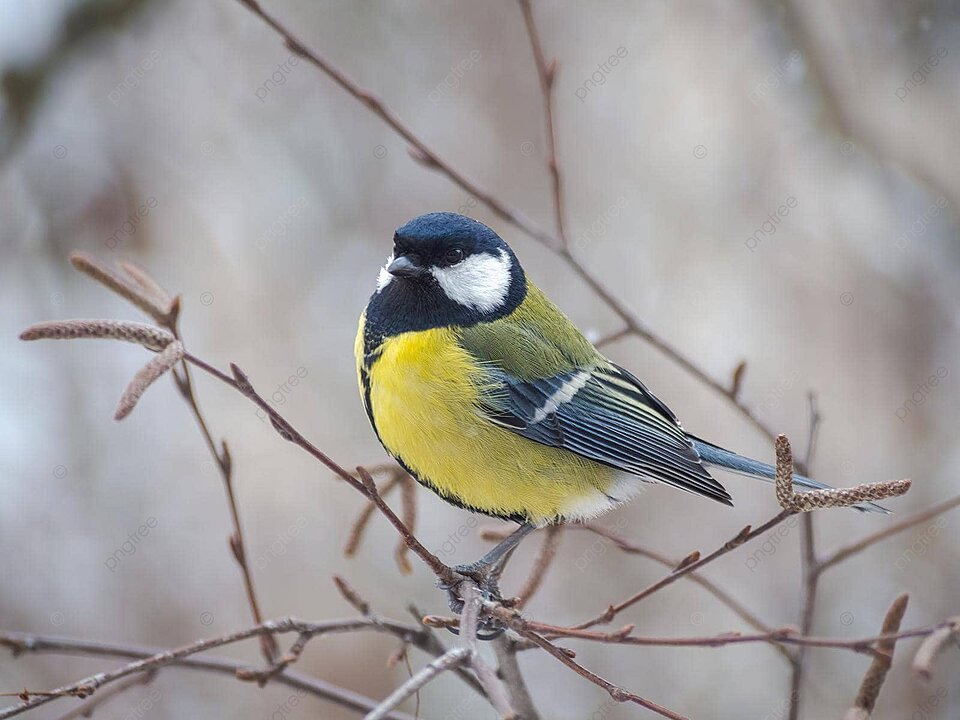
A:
387;255;426;278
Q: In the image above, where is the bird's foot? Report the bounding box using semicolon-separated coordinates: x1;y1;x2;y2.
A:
436;563;508;640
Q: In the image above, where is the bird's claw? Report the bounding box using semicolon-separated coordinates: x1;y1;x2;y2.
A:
436;564;507;640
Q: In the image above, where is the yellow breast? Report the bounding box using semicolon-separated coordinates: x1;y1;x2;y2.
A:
356;320;619;524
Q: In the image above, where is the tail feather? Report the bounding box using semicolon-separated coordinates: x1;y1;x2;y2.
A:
689;437;890;514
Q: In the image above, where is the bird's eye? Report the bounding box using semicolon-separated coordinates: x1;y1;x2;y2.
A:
443;248;465;266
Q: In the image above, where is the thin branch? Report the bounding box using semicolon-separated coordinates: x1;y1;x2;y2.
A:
571;524;793;663
493;637;541;720
432;608;952;657
572;511;795;630
232;0;554;247
515;525;562;609
51;672;156;720
337;578;487;699
184;353;457;584
0;620;428;720
344;468;402;557
518;630;688;720
789;401;821;720
517;0;567;248
458;584;516;719
818;493;960;573
395;474;417;575
365;647;472;720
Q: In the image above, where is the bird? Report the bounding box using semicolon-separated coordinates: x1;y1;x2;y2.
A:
356;212;886;631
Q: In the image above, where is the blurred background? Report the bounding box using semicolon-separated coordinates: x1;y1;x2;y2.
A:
2;1;959;718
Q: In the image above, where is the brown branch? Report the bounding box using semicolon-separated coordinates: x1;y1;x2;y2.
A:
518;630;688;720
517;0;567;249
181;352;456;584
232;0;555;248
0;619;428;720
572;511;795;630
432;606;950;658
571;524;793;663
515;525;562;609
343;469;402;557
818;493;960;573
843;594;909;719
395;474;418;575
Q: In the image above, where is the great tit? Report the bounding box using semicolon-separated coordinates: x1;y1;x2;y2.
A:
356;212;886;597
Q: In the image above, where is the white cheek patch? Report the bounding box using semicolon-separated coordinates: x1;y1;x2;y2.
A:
430;249;512;312
376;253;394;292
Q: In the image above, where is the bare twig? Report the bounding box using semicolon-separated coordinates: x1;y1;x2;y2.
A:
569;524;788;658
515;525;562;609
573;511;794;630
458;583;516;719
818;493;960;573
365;647;471;720
493;637;541;720
0;619;427;720
843;594;909;719
51;672;156;720
517;0;566;249
396;474;418;575
519;630;688;720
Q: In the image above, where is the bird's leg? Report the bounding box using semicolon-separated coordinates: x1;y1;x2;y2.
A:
454;522;536;583
438;522;536;640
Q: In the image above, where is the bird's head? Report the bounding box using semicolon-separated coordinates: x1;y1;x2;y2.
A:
367;213;527;332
